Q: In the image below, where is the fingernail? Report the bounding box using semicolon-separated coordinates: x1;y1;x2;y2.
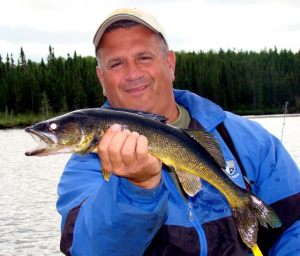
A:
110;124;121;131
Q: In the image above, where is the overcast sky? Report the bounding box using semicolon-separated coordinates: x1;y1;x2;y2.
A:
1;0;299;62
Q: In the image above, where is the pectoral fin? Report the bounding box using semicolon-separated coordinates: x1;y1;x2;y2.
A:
77;129;103;154
175;168;202;197
102;168;111;181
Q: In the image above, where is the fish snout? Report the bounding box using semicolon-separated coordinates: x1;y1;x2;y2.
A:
25;151;33;156
25;126;32;132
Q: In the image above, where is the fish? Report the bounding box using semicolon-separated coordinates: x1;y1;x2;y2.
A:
24;107;281;249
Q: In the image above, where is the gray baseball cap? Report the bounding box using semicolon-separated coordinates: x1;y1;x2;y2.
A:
93;8;168;49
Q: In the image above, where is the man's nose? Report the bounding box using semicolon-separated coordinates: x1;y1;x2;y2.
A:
124;61;144;81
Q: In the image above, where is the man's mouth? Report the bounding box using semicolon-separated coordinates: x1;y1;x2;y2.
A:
125;85;149;95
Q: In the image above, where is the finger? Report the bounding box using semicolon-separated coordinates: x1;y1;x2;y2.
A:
108;129;130;170
135;135;149;162
121;131;139;165
98;124;121;170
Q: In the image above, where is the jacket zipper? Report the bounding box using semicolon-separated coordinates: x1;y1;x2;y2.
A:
186;199;207;256
163;171;208;256
187;201;194;222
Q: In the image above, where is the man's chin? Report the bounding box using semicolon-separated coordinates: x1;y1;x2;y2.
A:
125;103;152;113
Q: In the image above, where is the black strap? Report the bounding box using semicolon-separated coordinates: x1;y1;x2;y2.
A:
216;122;253;191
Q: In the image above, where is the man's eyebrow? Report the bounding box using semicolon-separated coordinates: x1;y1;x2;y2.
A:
135;51;155;57
106;57;123;65
105;51;156;66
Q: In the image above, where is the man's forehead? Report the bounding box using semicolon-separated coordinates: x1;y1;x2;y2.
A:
99;25;158;48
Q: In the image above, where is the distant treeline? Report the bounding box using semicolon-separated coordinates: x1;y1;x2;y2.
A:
0;46;299;117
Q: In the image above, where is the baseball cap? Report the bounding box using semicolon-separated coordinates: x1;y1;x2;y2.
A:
93;8;168;49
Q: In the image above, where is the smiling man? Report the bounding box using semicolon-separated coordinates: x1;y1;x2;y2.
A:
56;8;300;256
95;16;177;122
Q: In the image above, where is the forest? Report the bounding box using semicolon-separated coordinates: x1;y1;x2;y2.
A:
0;46;299;126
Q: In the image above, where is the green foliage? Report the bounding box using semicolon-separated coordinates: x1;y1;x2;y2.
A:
0;46;104;119
0;111;56;129
0;46;299;128
174;48;300;114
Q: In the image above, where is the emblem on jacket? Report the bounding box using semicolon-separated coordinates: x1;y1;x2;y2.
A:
225;160;239;178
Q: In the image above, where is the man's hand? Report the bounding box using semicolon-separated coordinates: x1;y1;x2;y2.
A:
98;124;162;189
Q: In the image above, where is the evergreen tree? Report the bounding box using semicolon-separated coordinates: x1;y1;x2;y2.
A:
0;48;299;116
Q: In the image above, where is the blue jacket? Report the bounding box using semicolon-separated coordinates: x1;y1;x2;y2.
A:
57;89;300;256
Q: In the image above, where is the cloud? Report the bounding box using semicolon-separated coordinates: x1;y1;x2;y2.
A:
205;0;300;7
0;25;90;44
276;22;300;32
1;0;300;61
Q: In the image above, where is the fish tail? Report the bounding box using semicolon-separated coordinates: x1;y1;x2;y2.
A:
232;192;281;248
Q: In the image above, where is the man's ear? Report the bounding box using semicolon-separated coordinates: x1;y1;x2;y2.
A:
96;66;106;96
167;50;176;81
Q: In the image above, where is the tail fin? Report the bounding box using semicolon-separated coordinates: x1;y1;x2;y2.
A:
232;193;282;248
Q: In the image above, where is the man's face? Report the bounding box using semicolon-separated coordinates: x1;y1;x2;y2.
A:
96;25;176;116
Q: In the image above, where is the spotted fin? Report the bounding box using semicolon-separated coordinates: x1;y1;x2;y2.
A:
175;168;202;196
182;129;226;169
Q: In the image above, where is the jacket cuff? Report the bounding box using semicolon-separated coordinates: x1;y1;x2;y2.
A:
119;176;165;203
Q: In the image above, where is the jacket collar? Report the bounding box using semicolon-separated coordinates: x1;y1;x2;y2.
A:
174;89;226;132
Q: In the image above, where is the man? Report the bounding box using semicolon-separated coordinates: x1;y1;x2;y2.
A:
57;8;300;256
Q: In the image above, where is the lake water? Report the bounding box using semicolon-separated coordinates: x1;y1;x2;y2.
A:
0;115;299;255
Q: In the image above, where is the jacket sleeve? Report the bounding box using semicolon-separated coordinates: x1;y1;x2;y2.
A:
269;220;300;255
56;153;169;256
225;114;300;255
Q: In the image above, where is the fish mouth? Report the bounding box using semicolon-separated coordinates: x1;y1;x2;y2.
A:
25;127;55;156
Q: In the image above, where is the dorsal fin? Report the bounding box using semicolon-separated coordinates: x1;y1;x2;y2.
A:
182;129;226;169
105;107;167;123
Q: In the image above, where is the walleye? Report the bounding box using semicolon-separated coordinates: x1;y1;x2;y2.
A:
25;108;281;249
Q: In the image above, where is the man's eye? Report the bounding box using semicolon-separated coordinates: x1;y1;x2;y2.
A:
139;56;152;63
110;62;121;69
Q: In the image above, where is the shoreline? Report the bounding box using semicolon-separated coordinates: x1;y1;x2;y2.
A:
1;113;300;130
245;113;300;119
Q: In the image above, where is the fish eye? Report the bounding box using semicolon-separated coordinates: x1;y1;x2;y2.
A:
48;122;58;132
